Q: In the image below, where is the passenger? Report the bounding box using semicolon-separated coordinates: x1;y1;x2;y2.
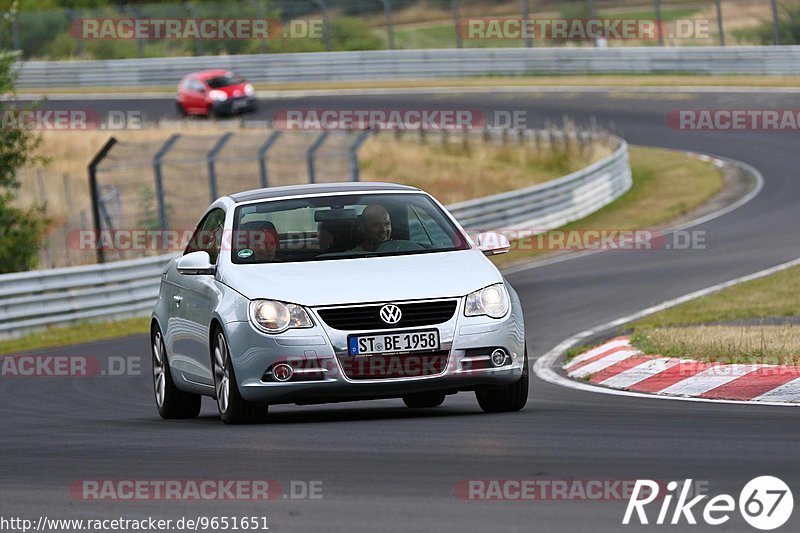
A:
237;220;279;261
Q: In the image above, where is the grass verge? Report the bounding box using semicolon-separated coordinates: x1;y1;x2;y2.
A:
628;265;800;364
0;317;150;355
491;145;725;267
359;132;611;204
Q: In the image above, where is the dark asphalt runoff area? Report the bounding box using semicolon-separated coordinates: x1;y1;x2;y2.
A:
3;90;800;532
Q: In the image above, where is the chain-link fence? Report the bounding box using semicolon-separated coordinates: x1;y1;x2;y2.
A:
16;121;610;270
1;0;793;60
12;128;366;269
88;128;368;263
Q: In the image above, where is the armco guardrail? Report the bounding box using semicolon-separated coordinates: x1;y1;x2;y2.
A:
0;254;173;338
15;46;800;88
451;140;630;233
0;140;630;339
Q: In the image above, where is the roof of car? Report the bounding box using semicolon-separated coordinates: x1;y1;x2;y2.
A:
189;69;232;80
228;182;420;203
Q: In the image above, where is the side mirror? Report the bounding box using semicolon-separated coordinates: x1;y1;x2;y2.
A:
476;231;511;256
177;251;216;275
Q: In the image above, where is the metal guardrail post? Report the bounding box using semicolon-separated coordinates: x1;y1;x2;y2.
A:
251;0;267;54
349;131;371;182
587;0;598;47
123;6;144;57
306;131;330;184
715;0;725;46
451;0;462;48
770;0;781;45
183;2;204;56
207;132;233;202
380;0;395;50
653;0;664;46
522;0;532;48
312;0;331;52
11;16;20;51
88;137;118;264
258;131;283;188
152;134;180;231
66;8;83;57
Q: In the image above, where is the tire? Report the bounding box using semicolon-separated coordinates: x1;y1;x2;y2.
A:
403;391;446;408
175;101;187;117
152;326;201;419
213;328;269;424
475;348;529;413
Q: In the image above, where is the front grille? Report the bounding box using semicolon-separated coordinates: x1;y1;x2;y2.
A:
317;300;458;331
338;351;449;380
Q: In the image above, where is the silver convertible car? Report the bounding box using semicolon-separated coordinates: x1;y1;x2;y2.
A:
151;182;527;423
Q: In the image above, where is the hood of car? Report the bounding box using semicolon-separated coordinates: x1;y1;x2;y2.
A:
221;249;502;306
216;84;247;98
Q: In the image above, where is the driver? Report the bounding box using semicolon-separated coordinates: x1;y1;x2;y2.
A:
350;204;391;252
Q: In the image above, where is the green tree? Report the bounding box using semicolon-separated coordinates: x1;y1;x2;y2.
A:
0;48;47;273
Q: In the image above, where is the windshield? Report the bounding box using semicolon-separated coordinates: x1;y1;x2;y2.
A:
206;74;244;88
231;193;470;264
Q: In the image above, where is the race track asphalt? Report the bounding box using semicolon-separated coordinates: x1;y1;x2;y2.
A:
3;90;800;532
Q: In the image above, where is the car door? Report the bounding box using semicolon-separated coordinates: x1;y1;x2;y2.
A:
169;208;226;386
185;78;206;114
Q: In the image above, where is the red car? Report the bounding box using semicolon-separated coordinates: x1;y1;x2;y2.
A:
176;70;257;117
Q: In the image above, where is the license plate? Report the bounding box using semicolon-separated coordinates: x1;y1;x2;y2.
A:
232;99;247;110
348;330;440;356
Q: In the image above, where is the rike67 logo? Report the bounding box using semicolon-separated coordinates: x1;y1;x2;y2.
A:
624;477;793;530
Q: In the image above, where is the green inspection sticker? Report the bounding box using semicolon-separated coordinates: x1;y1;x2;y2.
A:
237;248;254;259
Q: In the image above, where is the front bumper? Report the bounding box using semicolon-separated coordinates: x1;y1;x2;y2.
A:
210;96;257;115
223;297;525;405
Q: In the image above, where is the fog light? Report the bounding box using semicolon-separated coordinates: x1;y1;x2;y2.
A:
272;363;293;382
490;349;508;367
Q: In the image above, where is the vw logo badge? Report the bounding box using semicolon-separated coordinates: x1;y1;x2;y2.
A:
379;304;402;325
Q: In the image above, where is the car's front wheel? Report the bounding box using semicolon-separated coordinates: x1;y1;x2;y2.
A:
213;329;269;424
152;326;201;419
402;391;446;408
475;348;529;413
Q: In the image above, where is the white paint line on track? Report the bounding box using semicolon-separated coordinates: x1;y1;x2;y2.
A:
533;254;800;408
568;349;639;379
752;377;800;403
658;364;761;397
563;338;630;369
599;357;676;389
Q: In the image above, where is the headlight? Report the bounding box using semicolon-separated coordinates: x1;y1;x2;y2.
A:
464;283;509;319
249;300;313;334
244;83;255;96
208;89;228;102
